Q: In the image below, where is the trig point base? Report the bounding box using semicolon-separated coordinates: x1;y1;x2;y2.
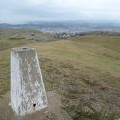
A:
11;47;47;116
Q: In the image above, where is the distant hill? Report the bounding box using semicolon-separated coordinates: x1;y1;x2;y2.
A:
1;21;120;34
0;23;12;28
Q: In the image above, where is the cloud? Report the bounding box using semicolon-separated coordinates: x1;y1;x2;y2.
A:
0;0;120;23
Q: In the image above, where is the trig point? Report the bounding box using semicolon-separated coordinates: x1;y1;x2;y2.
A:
10;47;47;116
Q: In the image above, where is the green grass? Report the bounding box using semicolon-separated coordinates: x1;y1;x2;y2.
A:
30;38;120;88
31;35;120;119
65;104;117;120
0;30;120;119
0;29;55;97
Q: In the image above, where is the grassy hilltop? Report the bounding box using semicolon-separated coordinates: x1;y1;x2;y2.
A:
0;29;120;119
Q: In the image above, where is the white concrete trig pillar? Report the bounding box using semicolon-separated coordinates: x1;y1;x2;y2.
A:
11;47;47;116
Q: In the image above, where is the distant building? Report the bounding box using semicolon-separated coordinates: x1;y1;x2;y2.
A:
54;32;70;39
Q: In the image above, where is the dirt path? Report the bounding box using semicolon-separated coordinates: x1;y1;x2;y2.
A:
0;91;72;120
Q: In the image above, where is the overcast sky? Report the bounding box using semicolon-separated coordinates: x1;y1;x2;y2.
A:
0;0;120;24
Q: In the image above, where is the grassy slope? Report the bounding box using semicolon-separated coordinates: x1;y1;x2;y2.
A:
31;35;120;119
0;29;54;98
0;30;120;119
31;36;120;88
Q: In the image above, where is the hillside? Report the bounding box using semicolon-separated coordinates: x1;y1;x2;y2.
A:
0;29;120;120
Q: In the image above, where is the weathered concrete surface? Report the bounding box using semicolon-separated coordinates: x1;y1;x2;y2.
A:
11;48;47;116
